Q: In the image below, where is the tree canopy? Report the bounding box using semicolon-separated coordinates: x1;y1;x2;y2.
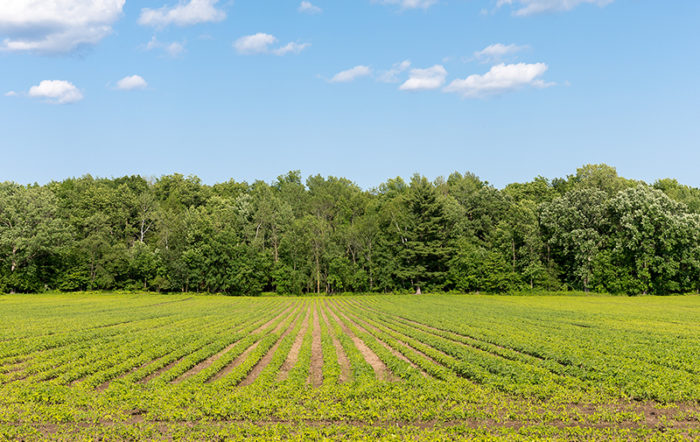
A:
1;165;698;295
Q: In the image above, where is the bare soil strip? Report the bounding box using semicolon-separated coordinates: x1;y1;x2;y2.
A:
207;303;300;384
343;308;429;378
307;304;323;387
251;301;299;335
276;305;311;381
173;302;298;384
324;300;393;382
318;305;351;383
239;307;303;386
349;300;549;363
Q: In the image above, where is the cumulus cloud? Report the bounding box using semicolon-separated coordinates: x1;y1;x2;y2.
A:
139;0;226;27
377;0;438;9
28;80;83;104
496;0;614;16
298;1;322;14
234;33;277;54
329;66;372;83
444;62;551;98
377;60;411;83
5;91;17;97
399;65;447;91
234;33;309;55
474;43;527;62
0;0;125;53
116;75;148;91
145;36;185;57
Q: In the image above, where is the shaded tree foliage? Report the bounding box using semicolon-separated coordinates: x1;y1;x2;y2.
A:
1;165;698;295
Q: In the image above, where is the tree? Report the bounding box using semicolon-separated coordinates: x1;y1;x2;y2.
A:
540;188;608;291
0;184;70;292
398;175;452;291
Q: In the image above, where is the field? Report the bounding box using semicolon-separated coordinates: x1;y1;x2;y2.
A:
0;294;699;440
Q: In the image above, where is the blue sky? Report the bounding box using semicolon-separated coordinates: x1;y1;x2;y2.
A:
1;0;699;189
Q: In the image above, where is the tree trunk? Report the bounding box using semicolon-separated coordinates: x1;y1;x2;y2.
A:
11;246;17;273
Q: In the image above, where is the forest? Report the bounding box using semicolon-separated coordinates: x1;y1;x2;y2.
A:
1;164;699;296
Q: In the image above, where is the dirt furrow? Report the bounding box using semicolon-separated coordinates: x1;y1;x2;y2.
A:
239;308;303;386
324;300;393;382
343;308;429;378
319;304;351;383
307;304;323;387
348;300;549;362
277;305;311;381
207;304;299;384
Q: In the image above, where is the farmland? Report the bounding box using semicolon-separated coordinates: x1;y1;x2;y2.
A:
0;294;699;440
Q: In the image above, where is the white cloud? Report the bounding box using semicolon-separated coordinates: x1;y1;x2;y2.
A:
298;1;322;14
444;62;551;98
139;0;226;27
28;80;83;104
377;0;438;9
145;36;185;57
234;33;277;54
474;43;527;62
0;0;125;53
330;66;372;83
165;41;186;57
273;42;310;55
496;0;614;16
399;65;447;91
116;75;148;91
378;60;411;83
234;33;309;56
5;91;17;97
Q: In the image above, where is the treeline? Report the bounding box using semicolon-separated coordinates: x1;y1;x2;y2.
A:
1;164;699;295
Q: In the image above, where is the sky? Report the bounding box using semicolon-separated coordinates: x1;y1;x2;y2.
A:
1;0;699;189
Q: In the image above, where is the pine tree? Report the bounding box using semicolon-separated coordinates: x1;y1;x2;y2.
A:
398;175;451;291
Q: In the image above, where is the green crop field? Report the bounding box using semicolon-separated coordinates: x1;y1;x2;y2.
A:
0;294;699;441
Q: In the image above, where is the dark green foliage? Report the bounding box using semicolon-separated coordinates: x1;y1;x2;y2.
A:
1;164;699;295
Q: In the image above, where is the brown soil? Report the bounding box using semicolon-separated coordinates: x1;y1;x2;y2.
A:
239;308;302;386
307;305;323;387
348;299;548;363
276;306;311;381
324;300;394;382
172;341;242;384
340;304;447;367
251;301;299;335
138;352;192;384
319;305;351;383
344;309;429;378
207;341;260;383
206;304;300;384
173;301;298;384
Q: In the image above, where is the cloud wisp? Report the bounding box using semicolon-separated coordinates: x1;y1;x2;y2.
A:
399;65;447;91
298;1;322;14
234;33;310;55
329;66;373;83
139;0;226;27
377;60;411;83
377;0;438;10
145;36;186;57
496;0;614;16
473;43;528;63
